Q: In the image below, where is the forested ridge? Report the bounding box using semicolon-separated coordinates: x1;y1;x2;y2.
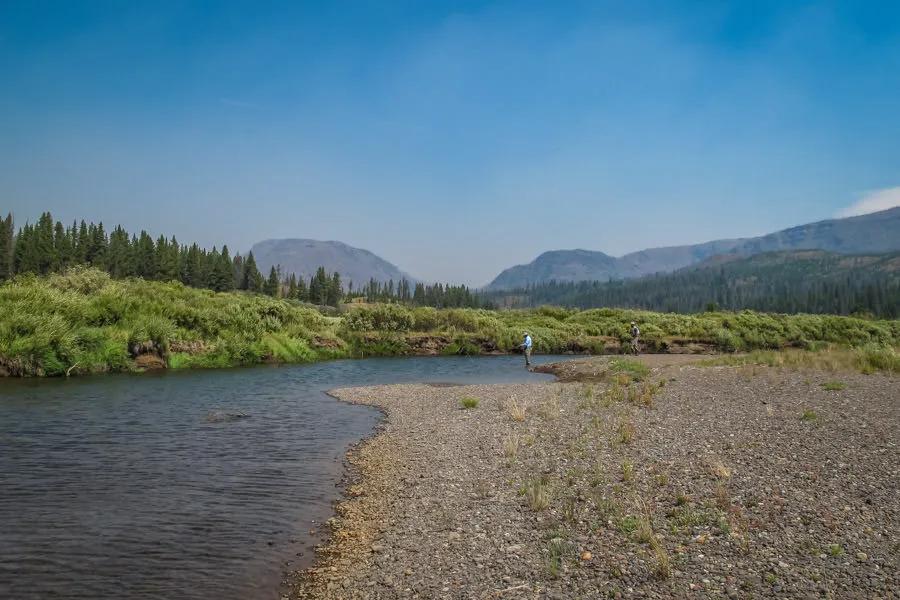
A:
485;251;900;317
0;212;485;308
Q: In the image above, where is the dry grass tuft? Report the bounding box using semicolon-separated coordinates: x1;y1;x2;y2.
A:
525;477;550;511
706;457;731;480
505;396;527;422
650;537;671;579
502;434;519;460
618;420;636;444
538;395;561;420
714;482;730;511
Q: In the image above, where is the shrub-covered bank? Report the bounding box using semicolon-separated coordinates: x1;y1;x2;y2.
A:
1;268;898;377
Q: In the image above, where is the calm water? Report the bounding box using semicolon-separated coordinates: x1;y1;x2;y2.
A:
0;355;560;600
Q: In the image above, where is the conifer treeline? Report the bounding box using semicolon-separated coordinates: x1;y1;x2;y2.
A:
484;252;900;318
0;212;487;309
0;212;348;304
351;277;489;309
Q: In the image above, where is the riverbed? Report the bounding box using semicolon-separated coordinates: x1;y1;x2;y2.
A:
0;355;560;600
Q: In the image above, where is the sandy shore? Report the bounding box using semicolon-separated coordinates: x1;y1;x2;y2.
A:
288;357;899;599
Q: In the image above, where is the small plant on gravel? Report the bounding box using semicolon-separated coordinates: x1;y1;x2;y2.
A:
603;380;626;406
627;385;641;405
706;458;731;480
460;396;479;409
589;463;605;488
525;477;550;511
538;394;561;420
668;505;720;531
621;460;634;483
639;381;659;407
717;514;732;534
801;409;818;422
827;543;844;557
592;495;620;525
618;420;636;444
617;514;640;534
505;396;527;422
655;472;669;486
634;516;654;543
650;537;671;579
545;537;573;579
675;492;689;506
562;496;578;523
614;373;632;387
502;434;519;459
714;483;730;511
822;380;846;391
609;358;650;382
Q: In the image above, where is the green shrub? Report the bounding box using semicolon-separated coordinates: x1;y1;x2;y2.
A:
460;396;479;409
343;304;414;332
2;268;898;377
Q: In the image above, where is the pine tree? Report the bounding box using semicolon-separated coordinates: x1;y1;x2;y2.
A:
53;221;70;271
156;235;180;281
296;275;308;301
134;231;157;279
326;271;342;306
264;266;280;297
88;222;108;268
75;220;90;264
207;245;234;292
35;212;56;274
182;243;202;287
107;226;133;278
0;213;13;281
287;273;298;299
241;251;264;292
311;266;329;305
231;254;244;290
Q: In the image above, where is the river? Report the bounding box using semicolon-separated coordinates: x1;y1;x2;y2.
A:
0;355;562;600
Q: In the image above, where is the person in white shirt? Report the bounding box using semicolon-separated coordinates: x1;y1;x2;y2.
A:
521;332;533;367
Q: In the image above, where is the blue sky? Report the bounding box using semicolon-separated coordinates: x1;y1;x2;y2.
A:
2;1;899;285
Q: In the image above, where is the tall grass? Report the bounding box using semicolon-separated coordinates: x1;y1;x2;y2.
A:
1;267;898;377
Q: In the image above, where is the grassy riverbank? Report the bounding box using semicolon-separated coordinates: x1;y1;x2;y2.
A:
1;267;898;376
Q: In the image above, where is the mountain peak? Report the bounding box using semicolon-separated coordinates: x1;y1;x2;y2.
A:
486;207;900;289
250;239;414;285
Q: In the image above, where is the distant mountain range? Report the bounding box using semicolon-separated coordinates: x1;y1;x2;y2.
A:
250;239;414;286
486;207;900;289
485;249;900;317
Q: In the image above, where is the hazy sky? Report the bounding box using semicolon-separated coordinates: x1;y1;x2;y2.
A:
2;1;899;285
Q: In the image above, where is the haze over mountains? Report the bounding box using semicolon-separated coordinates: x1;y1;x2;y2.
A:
486;207;900;290
250;208;900;290
251;239;414;287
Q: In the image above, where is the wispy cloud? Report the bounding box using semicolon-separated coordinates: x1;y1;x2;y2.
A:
836;186;900;218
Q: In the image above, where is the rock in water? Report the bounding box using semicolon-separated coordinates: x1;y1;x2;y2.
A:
205;410;250;423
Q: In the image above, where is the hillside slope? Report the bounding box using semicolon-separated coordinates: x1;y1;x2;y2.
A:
486;250;900;316
251;239;414;286
487;207;900;289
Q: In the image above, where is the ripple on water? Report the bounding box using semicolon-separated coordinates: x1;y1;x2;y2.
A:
0;355;559;600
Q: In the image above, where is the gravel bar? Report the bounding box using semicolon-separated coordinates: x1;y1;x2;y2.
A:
288;359;899;599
